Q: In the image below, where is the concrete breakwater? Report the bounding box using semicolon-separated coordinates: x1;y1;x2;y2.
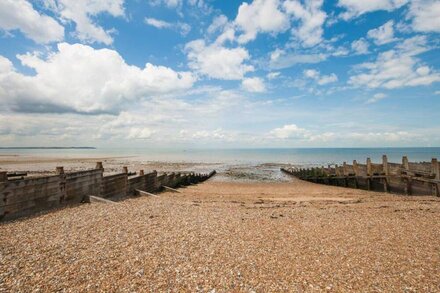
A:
282;155;440;196
0;162;216;221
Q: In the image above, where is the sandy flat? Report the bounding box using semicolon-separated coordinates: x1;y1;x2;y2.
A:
1;178;439;292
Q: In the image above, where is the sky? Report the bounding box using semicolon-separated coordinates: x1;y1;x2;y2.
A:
0;0;439;148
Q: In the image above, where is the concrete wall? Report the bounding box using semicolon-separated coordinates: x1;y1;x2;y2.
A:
0;165;216;221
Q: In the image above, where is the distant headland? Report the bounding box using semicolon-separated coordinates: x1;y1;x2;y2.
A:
0;147;96;149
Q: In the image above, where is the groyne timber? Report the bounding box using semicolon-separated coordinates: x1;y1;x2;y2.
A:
282;155;440;196
0;162;216;221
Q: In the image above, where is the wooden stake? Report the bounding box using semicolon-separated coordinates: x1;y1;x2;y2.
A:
56;166;64;175
382;155;389;175
366;158;372;176
0;171;7;182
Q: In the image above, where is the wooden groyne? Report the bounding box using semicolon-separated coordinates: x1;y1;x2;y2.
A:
0;163;216;221
281;155;440;196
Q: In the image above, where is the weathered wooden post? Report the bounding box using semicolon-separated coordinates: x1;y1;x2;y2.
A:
95;162;103;170
353;160;359;188
366;158;372;190
353;160;359;175
431;158;439;196
402;156;411;195
0;171;7;182
139;169;144;176
56;166;64;175
366;158;372;176
432;158;439;180
334;164;340;186
402;156;409;172
382;155;389;192
382;155;389;175
123;166;128;174
343;162;348;187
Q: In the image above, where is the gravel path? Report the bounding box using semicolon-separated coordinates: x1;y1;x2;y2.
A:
1;179;439;292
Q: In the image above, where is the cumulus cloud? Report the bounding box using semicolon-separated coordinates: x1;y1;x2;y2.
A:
283;0;327;47
45;0;125;45
0;43;195;114
367;21;397;45
349;36;440;89
338;0;409;20
144;17;191;36
351;38;369;55
150;0;182;8
235;0;289;44
267;72;281;79
269;48;327;70
0;0;64;44
185;39;254;80
242;77;267;93
304;69;338;85
270;124;309;139
408;0;440;33
187;128;232;140
366;93;387;104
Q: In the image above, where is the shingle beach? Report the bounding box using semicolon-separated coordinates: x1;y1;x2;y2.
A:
1;178;439;292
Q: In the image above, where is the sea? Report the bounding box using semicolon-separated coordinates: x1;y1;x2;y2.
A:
1;147;440;165
2;147;440;182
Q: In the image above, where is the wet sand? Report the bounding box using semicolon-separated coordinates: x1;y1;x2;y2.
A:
1;177;439;292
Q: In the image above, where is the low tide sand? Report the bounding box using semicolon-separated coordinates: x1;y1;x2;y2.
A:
1;166;439;292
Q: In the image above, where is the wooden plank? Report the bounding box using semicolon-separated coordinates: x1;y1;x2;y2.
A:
135;189;158;197
87;196;118;204
163;186;181;193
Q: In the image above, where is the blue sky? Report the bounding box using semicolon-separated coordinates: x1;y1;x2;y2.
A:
0;0;439;148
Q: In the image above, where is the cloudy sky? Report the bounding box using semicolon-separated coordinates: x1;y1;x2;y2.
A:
0;0;439;148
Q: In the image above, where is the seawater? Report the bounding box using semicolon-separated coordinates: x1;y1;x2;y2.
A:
2;147;440;165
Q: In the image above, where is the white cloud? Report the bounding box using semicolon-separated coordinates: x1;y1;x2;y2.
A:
408;0;440;33
269;48;327;70
351;38;369;55
0;0;64;44
304;69;338;85
366;93;387;104
207;15;229;34
318;73;338;85
267;72;281;79
150;0;182;8
127;128;155;139
189;128;231;140
145;18;172;29
185;39;254;80
45;0;125;45
349;36;440;89
304;69;319;79
235;0;289;44
270;124;309;139
0;43;195;114
338;0;409;20
242;77;266;93
367;21;397;45
283;0;327;47
144;17;191;36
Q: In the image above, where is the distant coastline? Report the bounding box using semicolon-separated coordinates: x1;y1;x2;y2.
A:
0;147;96;150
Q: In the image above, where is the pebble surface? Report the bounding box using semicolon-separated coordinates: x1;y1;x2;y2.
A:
1;179;439;292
